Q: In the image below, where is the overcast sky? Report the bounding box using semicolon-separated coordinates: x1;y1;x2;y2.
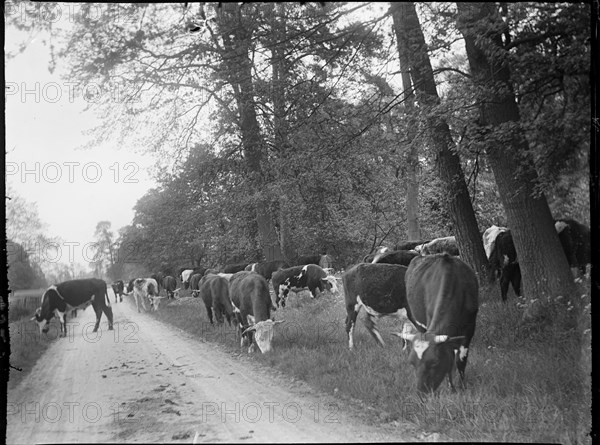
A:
5;25;157;267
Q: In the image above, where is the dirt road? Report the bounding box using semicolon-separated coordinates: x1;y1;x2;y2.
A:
7;295;416;443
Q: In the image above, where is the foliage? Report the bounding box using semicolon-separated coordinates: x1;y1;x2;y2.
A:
7;240;47;291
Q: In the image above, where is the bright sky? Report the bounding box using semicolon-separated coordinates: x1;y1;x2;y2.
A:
5;24;157;268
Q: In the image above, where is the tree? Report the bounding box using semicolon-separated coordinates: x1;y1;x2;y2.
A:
455;2;576;304
7;240;47;290
390;2;489;281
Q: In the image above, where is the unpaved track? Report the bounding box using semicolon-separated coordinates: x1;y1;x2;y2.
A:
7;294;416;443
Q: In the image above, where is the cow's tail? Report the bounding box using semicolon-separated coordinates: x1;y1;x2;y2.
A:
105;282;112;307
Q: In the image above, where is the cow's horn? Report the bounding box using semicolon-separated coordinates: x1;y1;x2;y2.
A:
393;332;416;342
434;335;448;343
242;325;257;335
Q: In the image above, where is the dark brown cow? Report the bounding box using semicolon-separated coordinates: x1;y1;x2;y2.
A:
253;260;290;281
271;264;338;308
197;274;233;325
372;249;419;266
395;254;478;393
229;271;283;353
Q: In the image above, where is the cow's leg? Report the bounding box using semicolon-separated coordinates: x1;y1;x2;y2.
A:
499;268;510;302
364;314;385;347
120;293;123;303
93;306;103;332
511;264;522;297
345;304;360;349
57;311;67;337
103;305;114;331
205;303;214;324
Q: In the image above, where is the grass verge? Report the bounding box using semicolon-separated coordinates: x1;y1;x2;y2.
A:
142;280;593;443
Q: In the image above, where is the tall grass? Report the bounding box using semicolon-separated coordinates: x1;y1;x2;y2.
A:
148;281;592;443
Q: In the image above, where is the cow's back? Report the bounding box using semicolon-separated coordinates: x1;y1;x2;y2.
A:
231;272;271;322
406;254;478;335
342;263;407;312
56;278;106;298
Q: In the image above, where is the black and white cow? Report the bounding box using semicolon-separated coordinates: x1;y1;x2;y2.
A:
32;278;114;337
111;280;124;303
253;260;290;281
244;263;257;272
372;249;419;266
131;278;163;312
342;263;411;349
224;263;250;274
197;274;234;325
483;225;521;301
271;264;338;308
161;275;179;299
180;266;206;289
229;271;284;353
151;273;164;293
394;254;479;393
418;236;459;256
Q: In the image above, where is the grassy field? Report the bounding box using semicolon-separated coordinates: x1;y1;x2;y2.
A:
149;278;591;443
8;289;57;390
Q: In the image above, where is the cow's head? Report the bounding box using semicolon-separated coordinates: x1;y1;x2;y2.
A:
173;288;180;299
242;316;285;353
149;296;167;311
394;332;465;393
321;275;339;295
30;307;52;334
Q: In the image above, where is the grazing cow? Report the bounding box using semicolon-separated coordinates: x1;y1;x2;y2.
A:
253;260;290;281
162;275;179;299
395;254;478;393
189;273;204;298
224;263;250;274
394;240;431;251
198;274;234;325
272;264;338;308
111;280;124;303
420;236;459;256
342;263;411;349
362;246;391;263
132;278;162;312
372;249;418;266
555;218;591;276
229;271;284;353
32;278;114;337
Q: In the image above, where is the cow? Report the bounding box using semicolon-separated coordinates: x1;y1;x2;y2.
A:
197;274;234;325
362;246;391;263
31;278;114;337
151;273;164;293
111;280;124;303
179;267;203;289
229;271;284;353
342;263;411;350
272;264;339;308
318;254;334;271
394;254;478;393
203;268;220;276
223;263;250;274
131;278;163;312
394;240;431;251
253;260;290;281
244;263;257;272
419;236;459;256
555;218;591;276
296;255;321;266
372;249;419;266
483;226;521;301
162;275;179;299
189;273;204;298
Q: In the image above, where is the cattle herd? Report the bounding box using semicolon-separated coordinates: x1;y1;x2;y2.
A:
30;218;590;393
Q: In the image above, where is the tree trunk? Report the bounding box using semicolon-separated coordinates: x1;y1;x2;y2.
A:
456;2;575;302
392;2;489;281
391;4;421;240
216;4;281;261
